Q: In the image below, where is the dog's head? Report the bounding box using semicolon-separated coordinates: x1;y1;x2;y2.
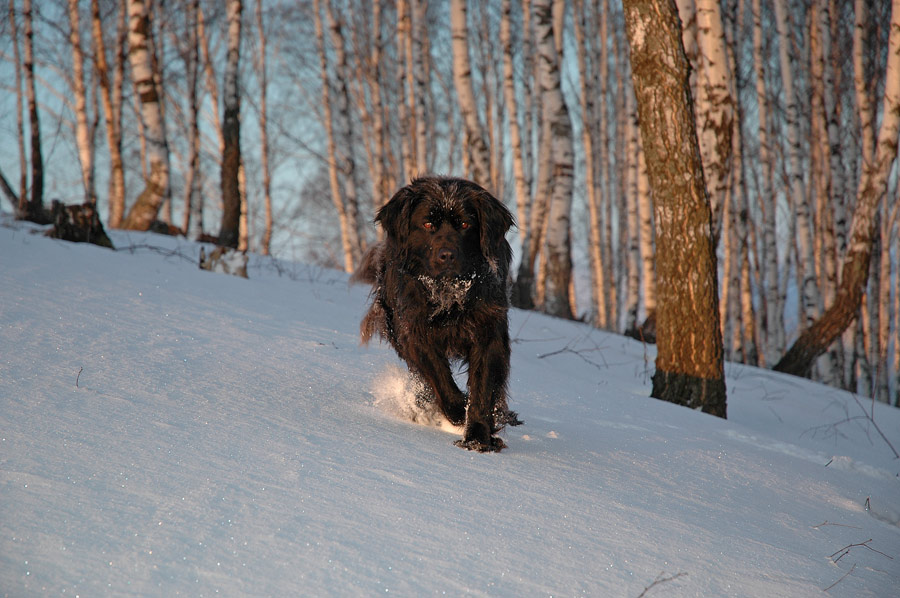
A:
376;176;514;279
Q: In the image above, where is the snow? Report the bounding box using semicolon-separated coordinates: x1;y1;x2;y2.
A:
1;219;898;597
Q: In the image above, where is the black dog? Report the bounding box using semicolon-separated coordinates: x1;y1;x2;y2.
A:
354;176;520;452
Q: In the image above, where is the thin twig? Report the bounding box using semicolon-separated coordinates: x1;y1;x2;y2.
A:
811;521;862;530
849;393;899;459
636;571;687;598
829;539;893;564
823;563;856;592
76;366;83;388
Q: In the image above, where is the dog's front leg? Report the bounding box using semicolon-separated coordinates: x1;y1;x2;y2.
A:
456;328;510;452
403;349;467;426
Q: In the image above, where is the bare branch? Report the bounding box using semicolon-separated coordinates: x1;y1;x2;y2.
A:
636;571;688;598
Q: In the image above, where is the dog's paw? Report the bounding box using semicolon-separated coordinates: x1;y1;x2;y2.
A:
453;436;506;452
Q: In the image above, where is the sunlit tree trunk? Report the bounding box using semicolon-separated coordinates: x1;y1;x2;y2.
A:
693;0;733;243
574;0;608;327
411;0;428;173
597;0;615;330
180;0;202;239
874;224;890;402
451;0;491;185
751;0;782;366
775;0;823;339
776;0;900;377
9;0;26;203
894;239;900;405
122;0;170;230
369;0;389;226
396;0;414;180
20;0;46;222
218;0;243;247
623;0;726;417
315;0;361;272
502;0;530;247
92;0;126;227
536;0;575;319
69;0;96;205
854;0;876;167
326;0;364;253
637;146;656;335
623;88;641;332
256;0;273;255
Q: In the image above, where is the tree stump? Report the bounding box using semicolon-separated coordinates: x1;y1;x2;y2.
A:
45;200;114;249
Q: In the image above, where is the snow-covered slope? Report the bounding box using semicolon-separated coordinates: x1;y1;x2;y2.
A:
1;220;898;597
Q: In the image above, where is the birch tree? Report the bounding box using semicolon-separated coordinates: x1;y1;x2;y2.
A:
623;0;726;417
451;0;492;185
178;0;203;239
218;0;243;247
501;0;530;247
122;0;170;231
536;0;575;319
774;0;822;338
411;0;429;172
19;0;46;222
68;0;96;205
256;0;273;255
752;0;782;365
9;0;26;203
326;0;364;252
692;0;733;242
574;0;609;327
314;0;363;272
91;0;127;227
776;0;900;377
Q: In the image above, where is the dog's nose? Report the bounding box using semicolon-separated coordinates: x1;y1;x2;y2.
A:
437;248;457;264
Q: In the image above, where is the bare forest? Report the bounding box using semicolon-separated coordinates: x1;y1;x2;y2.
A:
1;0;898;406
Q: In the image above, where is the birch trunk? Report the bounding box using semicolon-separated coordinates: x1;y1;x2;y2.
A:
536;0;575;319
315;0;361;273
598;0;614;329
91;0;126;227
396;0;414;179
774;0;823;340
451;0;491;186
369;0;388;223
637;145;656;334
894;237;900;405
876;202;897;401
9;0;26;201
623;0;726;417
326;0;364;256
256;0;273;255
775;0;900;377
218;0;242;248
693;0;734;243
624;88;641;333
819;0;845;257
411;0;428;172
198;4;224;152
20;0;46;222
501;0;529;247
854;0;876;168
574;0;607;326
752;0;782;365
122;0;170;231
181;0;202;239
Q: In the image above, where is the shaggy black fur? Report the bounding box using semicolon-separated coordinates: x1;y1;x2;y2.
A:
354;176;520;452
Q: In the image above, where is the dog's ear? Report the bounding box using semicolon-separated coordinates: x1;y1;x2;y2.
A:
375;184;418;241
473;189;514;267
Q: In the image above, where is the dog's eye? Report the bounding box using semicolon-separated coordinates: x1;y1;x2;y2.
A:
423;222;434;231
460;221;470;230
